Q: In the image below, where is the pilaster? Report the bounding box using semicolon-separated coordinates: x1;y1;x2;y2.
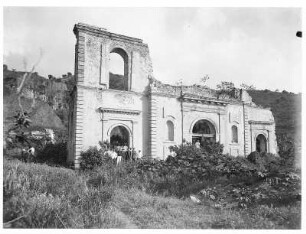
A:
243;105;251;156
149;94;158;158
74;88;85;169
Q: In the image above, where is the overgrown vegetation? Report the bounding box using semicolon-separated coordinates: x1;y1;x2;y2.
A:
3;149;301;228
4;134;301;228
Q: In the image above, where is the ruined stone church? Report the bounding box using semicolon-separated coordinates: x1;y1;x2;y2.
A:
68;23;278;168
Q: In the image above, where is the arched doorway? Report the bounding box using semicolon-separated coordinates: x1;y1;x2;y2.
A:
109;48;129;91
192;119;216;146
110;126;130;148
256;134;267;153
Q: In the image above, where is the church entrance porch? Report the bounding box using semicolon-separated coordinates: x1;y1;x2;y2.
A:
110;126;130;148
192;119;216;147
109;125;137;161
256;134;267;153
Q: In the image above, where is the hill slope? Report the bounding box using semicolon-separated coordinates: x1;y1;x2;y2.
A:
248;90;301;140
3;65;70;132
3;94;65;134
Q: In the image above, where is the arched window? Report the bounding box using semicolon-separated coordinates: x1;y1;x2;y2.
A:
166;120;174;141
109;48;128;91
231;125;238;143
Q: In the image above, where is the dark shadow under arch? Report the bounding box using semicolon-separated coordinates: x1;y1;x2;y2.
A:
192;119;216;146
256;134;267;153
110;125;130;148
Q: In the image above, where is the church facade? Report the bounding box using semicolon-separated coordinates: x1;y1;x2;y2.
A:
68;23;278;168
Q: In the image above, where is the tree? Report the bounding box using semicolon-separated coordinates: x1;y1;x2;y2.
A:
16;49;43;114
200;75;210;85
7;49;44;150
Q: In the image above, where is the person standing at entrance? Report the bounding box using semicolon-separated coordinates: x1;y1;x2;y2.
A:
122;144;128;160
195;140;201;149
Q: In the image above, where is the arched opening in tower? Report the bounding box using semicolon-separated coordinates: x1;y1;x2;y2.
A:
109;48;128;91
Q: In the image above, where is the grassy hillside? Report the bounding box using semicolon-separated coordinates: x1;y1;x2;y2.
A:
248;90;301;140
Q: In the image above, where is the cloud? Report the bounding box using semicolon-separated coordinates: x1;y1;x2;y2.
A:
3;7;302;92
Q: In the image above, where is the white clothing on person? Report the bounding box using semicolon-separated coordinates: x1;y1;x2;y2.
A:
169;151;177;157
105;150;118;159
110;151;118;159
123;145;128;151
104;150;122;165
116;156;122;164
28;147;35;156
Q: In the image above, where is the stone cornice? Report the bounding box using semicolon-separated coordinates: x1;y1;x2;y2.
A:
248;120;274;125
102;88;145;97
73;23;147;47
149;92;179;98
181;96;230;106
76;84;145;97
99;107;141;115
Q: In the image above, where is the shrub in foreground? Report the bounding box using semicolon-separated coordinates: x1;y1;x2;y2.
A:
80;146;108;170
36;142;68;166
136;144;300;205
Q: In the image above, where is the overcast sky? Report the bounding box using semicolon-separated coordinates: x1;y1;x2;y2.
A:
3;7;302;92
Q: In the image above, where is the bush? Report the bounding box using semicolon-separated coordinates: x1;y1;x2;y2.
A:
36;142;68;166
135;144;297;200
136;145;254;197
247;152;282;174
277;134;296;168
202;141;224;155
80;146;109;170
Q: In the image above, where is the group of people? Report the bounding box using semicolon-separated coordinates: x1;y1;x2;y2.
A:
105;145;142;165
